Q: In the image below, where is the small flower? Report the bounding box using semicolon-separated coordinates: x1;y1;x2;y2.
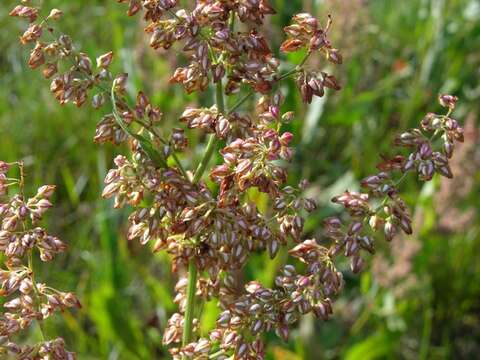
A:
0;162;78;356
439;94;458;109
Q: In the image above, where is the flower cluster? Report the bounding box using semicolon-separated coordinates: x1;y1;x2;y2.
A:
10;1;464;360
119;0;341;98
0;161;80;359
280;13;342;103
210;128;292;196
180;106;229;138
11;1;113;107
9;3;171;162
328;95;464;274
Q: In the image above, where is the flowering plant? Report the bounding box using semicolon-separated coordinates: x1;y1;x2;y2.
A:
0;161;80;359
9;1;464;359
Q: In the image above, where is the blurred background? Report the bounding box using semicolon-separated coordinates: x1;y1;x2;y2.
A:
1;0;479;359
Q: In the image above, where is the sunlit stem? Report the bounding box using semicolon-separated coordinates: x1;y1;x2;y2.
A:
228;51;312;114
28;251;47;341
182;80;225;355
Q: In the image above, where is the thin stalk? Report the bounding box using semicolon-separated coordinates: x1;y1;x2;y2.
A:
209;349;226;359
277;50;311;81
134;118;188;177
192;81;225;183
111;84;168;168
181;260;198;349
192;134;218;184
229;10;235;32
227;51;312;114
182;81;226;354
171;152;188;179
28;251;46;341
228;92;253;115
18;161;25;199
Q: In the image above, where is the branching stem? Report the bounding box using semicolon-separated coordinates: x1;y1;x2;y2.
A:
182;81;226;356
228;51;311;114
28;251;47;341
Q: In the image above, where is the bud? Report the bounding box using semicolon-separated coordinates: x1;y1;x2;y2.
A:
9;5;39;23
42;63;58;79
28;45;45;69
443;140;454;158
77;53;92;74
62;292;82;308
282;111;295;123
438;94;458;109
36;185;56;199
96;51;114;68
350;255;364;273
280;39;304;53
419;142;433;159
0;162;10;174
348;221;363;235
322;73;341;90
113;73;128;93
58;35;72;50
327;48;342;64
369;215;382;231
92;93;106;109
212;63;225;83
384;221;396;241
303;198;317;212
47;9;64;21
215;117;230;138
436;164;453;179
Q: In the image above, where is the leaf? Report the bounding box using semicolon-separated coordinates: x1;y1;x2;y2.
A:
344;331;398;360
302;92;327;144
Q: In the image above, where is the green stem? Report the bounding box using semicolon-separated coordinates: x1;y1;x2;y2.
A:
215;80;226;114
134;118;188;177
171;152;188;179
181;260;198;349
227;51;311;114
192;134;218;184
209;349;226;359
277;50;311;81
182;81;225;354
28;251;46;341
229;11;235;32
192;81;225;183
228;92;253;115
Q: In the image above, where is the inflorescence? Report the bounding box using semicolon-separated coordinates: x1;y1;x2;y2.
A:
9;1;464;359
0;161;80;359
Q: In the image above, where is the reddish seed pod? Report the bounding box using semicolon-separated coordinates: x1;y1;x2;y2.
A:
97;51;114;68
439;94;458;109
48;9;64;21
42;63;58;79
384;221;396;242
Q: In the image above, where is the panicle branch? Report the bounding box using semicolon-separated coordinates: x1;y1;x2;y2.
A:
0;161;80;358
